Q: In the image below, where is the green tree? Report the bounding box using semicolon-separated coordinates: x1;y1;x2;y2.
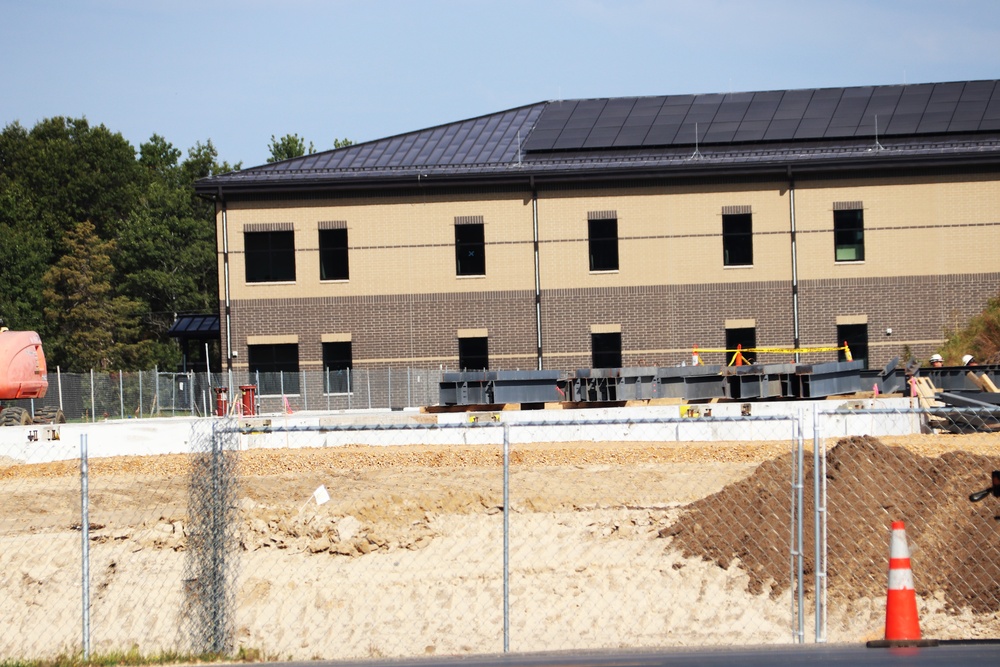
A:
1;119;238;371
0;175;50;331
42;221;156;371
266;134;353;162
268;133;315;162
114;137;235;368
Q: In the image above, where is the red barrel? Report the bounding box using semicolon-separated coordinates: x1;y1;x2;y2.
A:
240;385;257;416
214;387;229;416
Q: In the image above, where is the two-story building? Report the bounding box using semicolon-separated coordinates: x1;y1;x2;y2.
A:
195;80;1000;402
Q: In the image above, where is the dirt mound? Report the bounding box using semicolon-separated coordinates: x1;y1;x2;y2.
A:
666;435;1000;612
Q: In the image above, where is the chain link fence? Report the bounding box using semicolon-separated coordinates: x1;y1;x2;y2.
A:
1;404;999;661
3;369;446;423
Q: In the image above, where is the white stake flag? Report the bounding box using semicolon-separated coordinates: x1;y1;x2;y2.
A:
313;485;330;506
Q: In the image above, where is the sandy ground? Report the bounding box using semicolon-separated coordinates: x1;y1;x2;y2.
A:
2;433;1000;661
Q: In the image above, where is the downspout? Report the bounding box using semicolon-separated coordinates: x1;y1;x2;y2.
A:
788;167;801;361
219;189;233;372
531;176;543;370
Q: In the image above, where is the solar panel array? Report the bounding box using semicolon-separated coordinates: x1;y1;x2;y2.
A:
215;80;1000;186
265;103;546;173
524;81;1000;152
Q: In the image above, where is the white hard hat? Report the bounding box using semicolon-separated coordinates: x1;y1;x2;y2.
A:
929;354;943;363
962;354;974;365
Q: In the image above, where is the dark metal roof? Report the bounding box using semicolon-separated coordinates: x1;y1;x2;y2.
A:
196;80;1000;194
167;314;220;339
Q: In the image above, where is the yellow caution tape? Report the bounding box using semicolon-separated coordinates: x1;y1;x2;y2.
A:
693;346;849;354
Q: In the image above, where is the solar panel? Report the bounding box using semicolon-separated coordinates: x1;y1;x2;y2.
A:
743;92;782;121
643;123;682;146
613;126;651;146
703;121;740;143
733;120;770;142
773;90;813;121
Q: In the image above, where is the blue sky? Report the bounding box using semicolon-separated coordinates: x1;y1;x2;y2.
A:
3;0;1000;168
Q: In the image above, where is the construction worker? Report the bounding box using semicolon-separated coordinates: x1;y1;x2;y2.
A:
963;354;977;366
929;354;944;368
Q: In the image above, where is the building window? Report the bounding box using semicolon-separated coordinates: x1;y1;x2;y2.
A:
591;332;622;369
722;212;753;266
834;208;865;262
322;341;353;393
319;228;349;281
837;323;868;370
458;336;489;370
455;220;485;276
248;343;300;394
726;326;757;365
245;230;296;282
588;217;619;271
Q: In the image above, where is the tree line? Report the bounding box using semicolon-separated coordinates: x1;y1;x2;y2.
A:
0;117;345;372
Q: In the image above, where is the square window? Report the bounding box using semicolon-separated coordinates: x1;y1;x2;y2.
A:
456;223;485;276
245;230;296;282
591;332;622;369
834;209;865;262
722;213;753;266
319;229;349;281
247;343;299;394
322;341;353;393
458;336;489;370
589;219;619;271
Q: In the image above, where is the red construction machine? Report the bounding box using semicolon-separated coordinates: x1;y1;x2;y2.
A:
0;328;65;426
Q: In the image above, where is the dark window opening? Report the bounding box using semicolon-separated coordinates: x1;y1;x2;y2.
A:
458;337;489;371
837;323;869;370
322;341;353;393
723;213;753;266
588;219;619;271
726;327;757;365
591;332;622;369
245;230;296;283
834;209;865;262
455;224;486;276
248;343;300;394
319;229;349;281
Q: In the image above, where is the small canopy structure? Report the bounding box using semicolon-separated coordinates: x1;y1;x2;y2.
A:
167;314;220;372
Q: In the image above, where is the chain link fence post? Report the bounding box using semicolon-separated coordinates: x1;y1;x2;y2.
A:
183;418;241;655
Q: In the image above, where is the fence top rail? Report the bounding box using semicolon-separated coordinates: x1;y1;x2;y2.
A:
223;414;801;435
819;406;1000;415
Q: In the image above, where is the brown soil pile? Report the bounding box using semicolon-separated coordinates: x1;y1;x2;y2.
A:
666;435;1000;613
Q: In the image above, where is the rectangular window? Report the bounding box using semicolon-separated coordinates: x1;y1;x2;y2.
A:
247;343;300;394
245;230;296;282
591;332;622;369
837;323;869;370
722;213;753;266
834;208;865;262
458;336;489;370
588;218;619;271
455;221;486;276
322;341;353;393
319;228;349;281
726;326;757;365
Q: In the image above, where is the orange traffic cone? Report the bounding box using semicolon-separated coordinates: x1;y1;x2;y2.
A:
867;521;938;648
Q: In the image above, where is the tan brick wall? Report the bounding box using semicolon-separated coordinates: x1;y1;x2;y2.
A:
220;192;536;301
215;170;1000;373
